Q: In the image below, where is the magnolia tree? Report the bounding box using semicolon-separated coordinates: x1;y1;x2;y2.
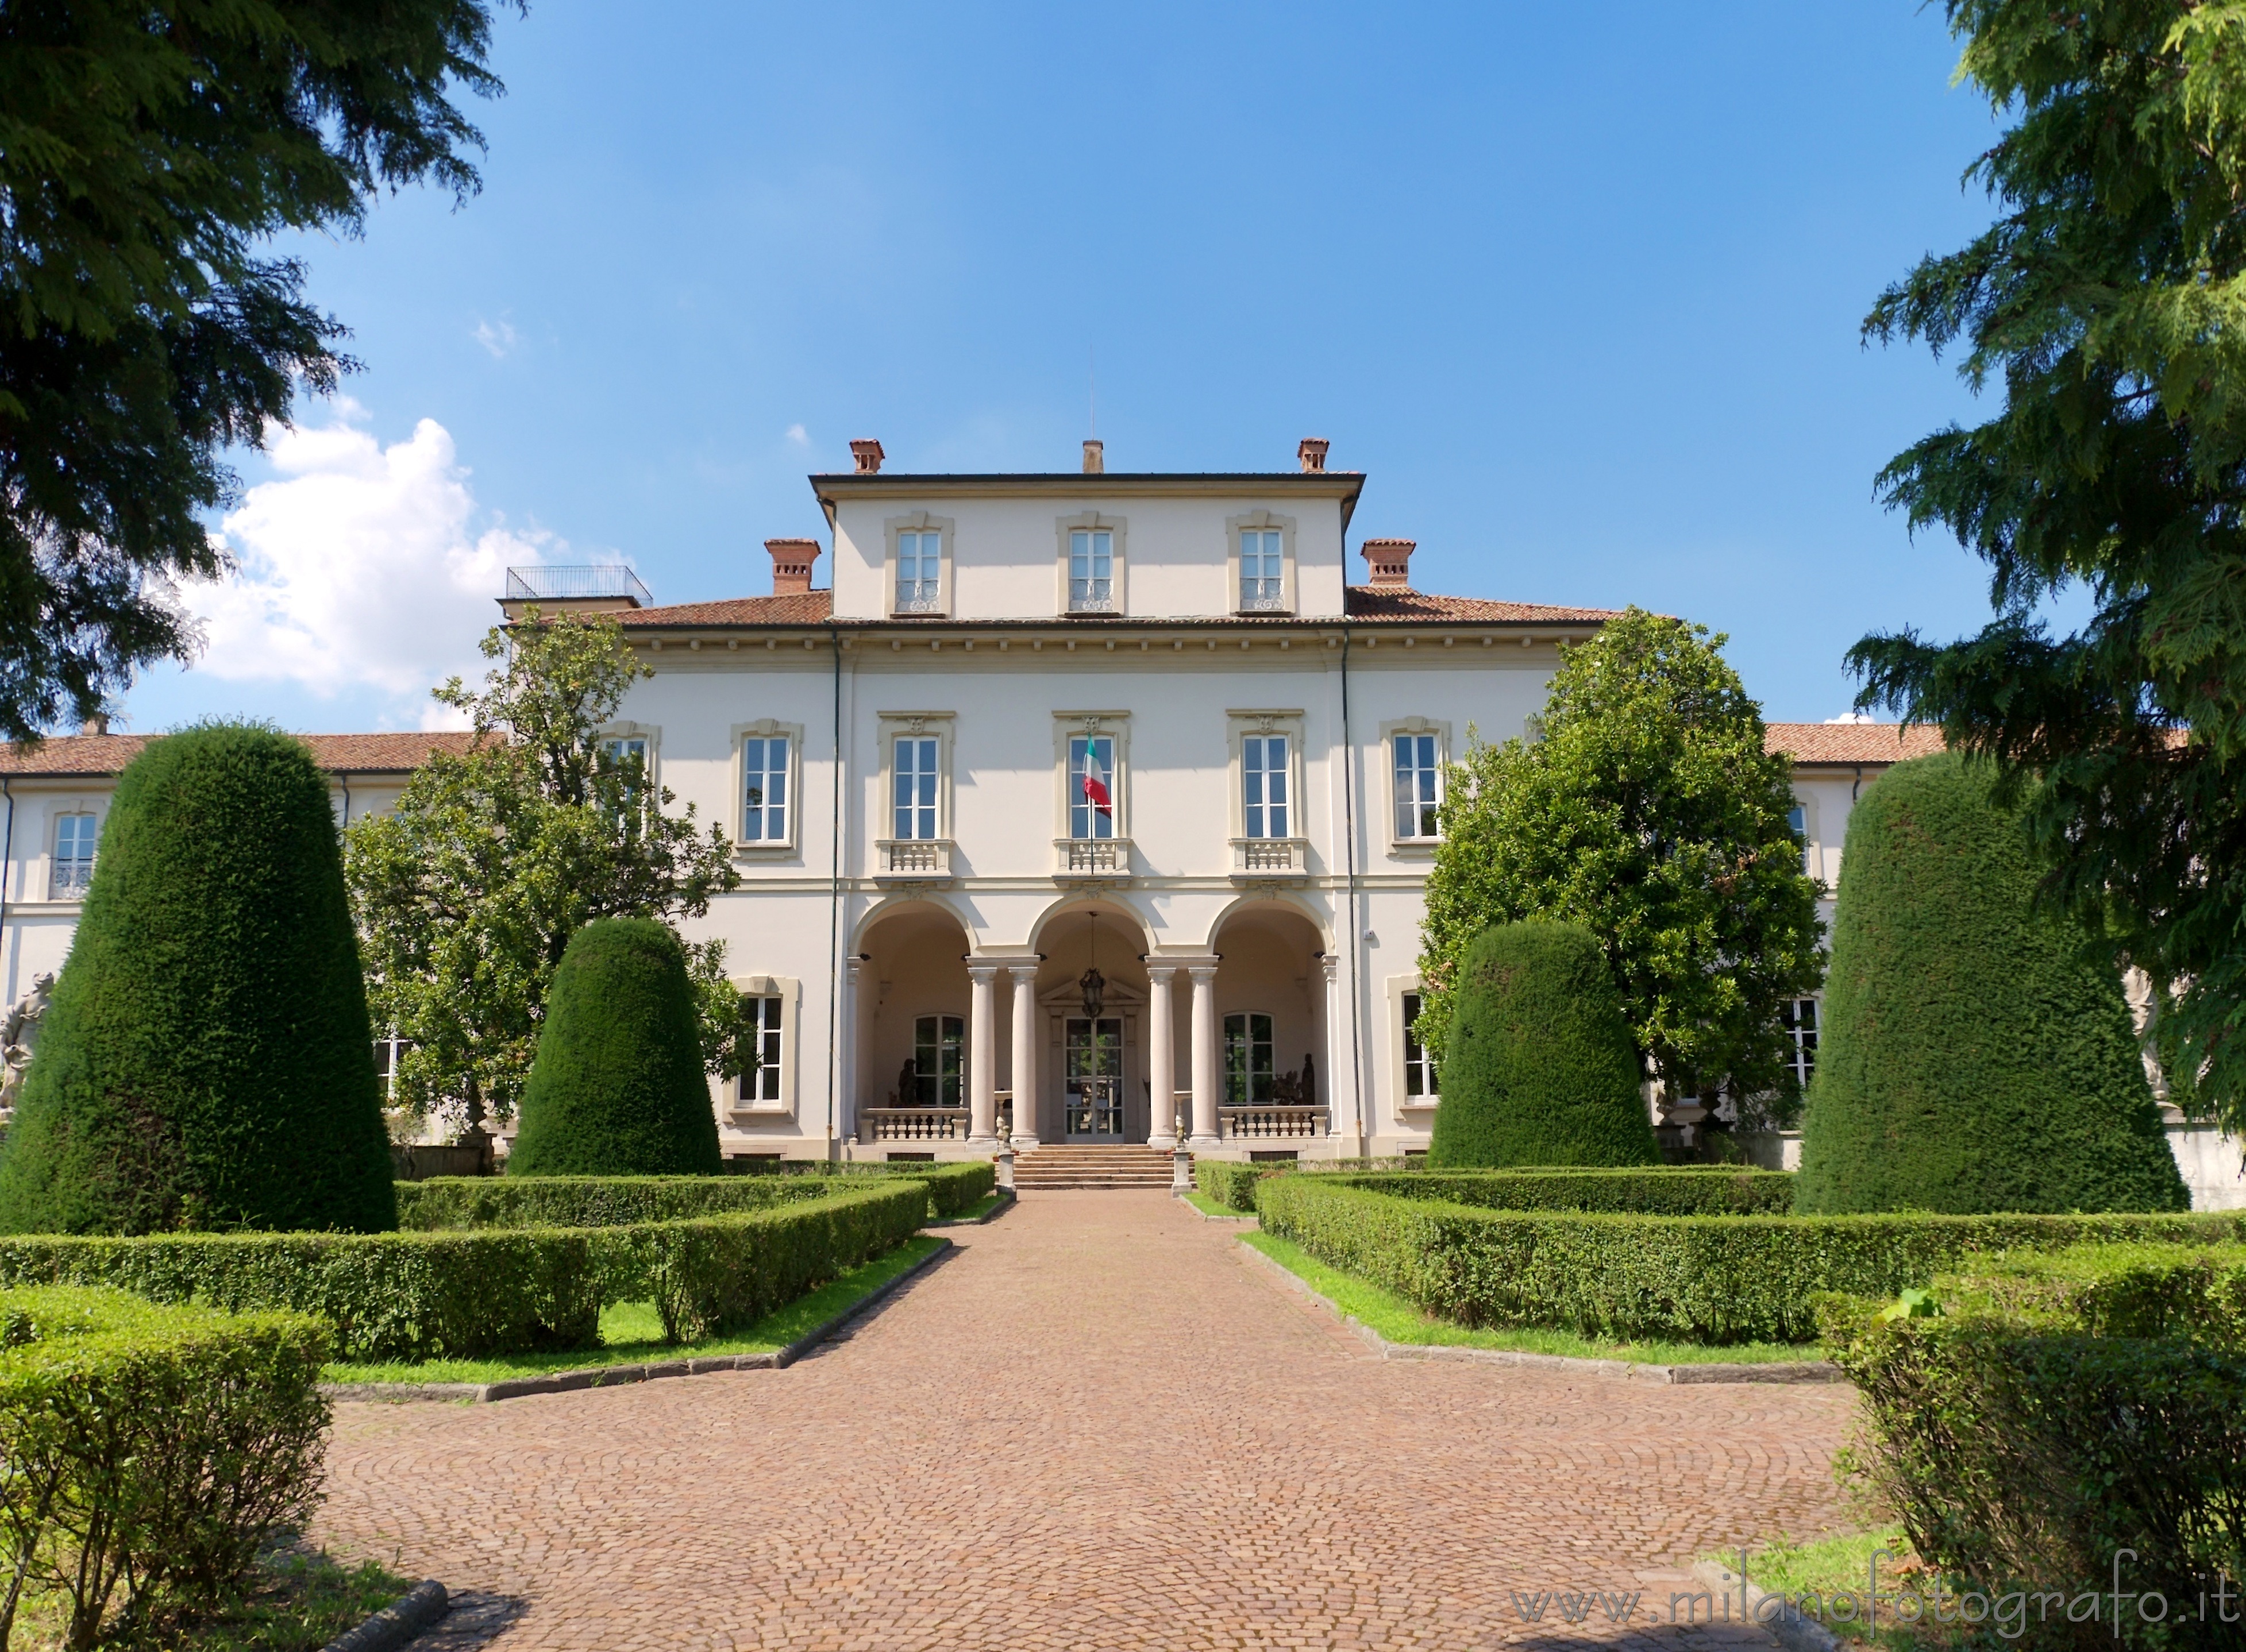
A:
1417;608;1825;1114
346;613;746;1133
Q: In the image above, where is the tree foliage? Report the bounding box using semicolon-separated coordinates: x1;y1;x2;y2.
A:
1796;754;2187;1215
1850;0;2246;1134
1417;608;1825;1105
0;723;395;1234
1426;922;1662;1168
0;0;513;740
345;614;745;1132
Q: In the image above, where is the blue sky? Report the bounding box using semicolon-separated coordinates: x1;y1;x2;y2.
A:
124;1;2009;735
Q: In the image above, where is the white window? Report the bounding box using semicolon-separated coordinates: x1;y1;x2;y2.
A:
738;995;784;1105
1402;992;1439;1100
742;735;789;842
1223;1012;1275;1106
1243;735;1290;839
896;530;942;613
1069;734;1117;840
1393;734;1440;841
373;1031;412;1102
1069;530;1115;613
893;736;939;840
600;735;649;771
1240;530;1284;611
913;1014;965;1108
1781;997;1818;1090
50;813;95;898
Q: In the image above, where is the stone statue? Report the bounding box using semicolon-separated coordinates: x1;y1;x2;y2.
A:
0;972;56;1113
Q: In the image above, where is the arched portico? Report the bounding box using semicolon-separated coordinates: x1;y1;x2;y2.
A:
851;900;983;1151
1191;900;1337;1150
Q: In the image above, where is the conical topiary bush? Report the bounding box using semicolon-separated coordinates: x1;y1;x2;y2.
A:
1796;752;2187;1214
0;723;396;1234
1428;920;1662;1167
507;917;722;1176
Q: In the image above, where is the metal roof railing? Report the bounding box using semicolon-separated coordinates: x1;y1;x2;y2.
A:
503;566;652;607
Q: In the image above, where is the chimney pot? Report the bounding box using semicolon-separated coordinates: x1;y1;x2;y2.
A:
1297;438;1330;473
1081;439;1104;475
849;439;885;475
1361;538;1416;589
79;712;110;738
765;538;822;596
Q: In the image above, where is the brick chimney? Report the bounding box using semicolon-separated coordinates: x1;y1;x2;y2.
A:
1082;439;1104;474
1362;539;1416;589
79;712;110;737
766;538;821;595
1297;438;1329;473
849;439;885;475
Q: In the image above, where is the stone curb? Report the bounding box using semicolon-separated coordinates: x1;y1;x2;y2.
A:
1235;1238;1845;1386
1689;1559;1844;1651
320;1578;448;1652
1175;1192;1257;1223
927;1191;1015;1226
323;1238;954;1405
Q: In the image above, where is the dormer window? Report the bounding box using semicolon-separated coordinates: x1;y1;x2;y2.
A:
1069;530;1115;613
1240;530;1284;612
896;530;942;614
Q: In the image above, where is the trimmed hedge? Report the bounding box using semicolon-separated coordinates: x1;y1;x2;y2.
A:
0;1286;330;1645
1196;1161;1271;1213
0;724;395;1235
1255;1175;2241;1345
0;1180;926;1362
398;1160;995;1228
1429;922;1661;1167
1823;1251;2246;1647
509;918;724;1177
1196;1161;1795;1216
1797;753;2188;1214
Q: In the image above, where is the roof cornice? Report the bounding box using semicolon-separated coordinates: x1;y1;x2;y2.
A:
810;470;1367;535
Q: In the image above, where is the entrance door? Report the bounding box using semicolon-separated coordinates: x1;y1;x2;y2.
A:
1064;1017;1125;1139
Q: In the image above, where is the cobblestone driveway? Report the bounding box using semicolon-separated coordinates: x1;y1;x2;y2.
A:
318;1191;1856;1650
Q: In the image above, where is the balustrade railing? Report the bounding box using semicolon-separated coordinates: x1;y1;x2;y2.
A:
861;1107;970;1142
1219;1105;1326;1139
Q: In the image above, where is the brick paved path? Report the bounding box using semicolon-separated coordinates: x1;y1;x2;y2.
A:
318;1192;1856;1650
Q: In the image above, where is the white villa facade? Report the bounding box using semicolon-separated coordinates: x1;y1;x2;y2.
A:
0;438;2236;1203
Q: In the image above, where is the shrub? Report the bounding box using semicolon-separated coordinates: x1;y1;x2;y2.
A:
0;1181;925;1362
1796;754;2187;1214
508;918;723;1178
792;1160;995;1221
1821;1259;2246;1648
1254;1174;2239;1345
0;725;395;1235
1196;1161;1269;1213
0;1286;330;1649
1428;923;1660;1168
398;1160;995;1228
1338;1168;1795;1215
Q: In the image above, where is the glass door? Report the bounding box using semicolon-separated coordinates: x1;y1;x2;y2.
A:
1064;1017;1124;1139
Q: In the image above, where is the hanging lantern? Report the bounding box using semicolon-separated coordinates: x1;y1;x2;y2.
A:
1080;910;1105;1019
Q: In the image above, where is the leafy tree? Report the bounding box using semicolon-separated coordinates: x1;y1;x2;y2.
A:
0;723;395;1234
345;613;745;1133
1418;607;1824;1108
1796;754;2186;1214
1427;921;1661;1167
0;0;513;741
1850;1;2246;1135
508;919;725;1177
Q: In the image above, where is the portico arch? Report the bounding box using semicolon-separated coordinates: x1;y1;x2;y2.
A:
1018;898;1159;1146
851;900;977;1154
1200;899;1337;1151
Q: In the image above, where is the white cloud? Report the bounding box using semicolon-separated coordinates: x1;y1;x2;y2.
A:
784;422;810;447
473;317;518;358
186;410;548;713
1823;711;1879;724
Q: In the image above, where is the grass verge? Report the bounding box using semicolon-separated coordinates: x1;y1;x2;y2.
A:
1183;1191;1253;1220
10;1546;415;1652
938;1191;1009;1223
1242;1232;1814;1365
1702;1530;1952;1647
324;1236;945;1385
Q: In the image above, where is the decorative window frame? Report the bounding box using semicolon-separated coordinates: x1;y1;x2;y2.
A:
877;711;957;844
1788;790;1824;886
1379;716;1451;857
1050;710;1132;842
1226;708;1307;842
885;511;956;618
726;972;801;1118
1386;974;1439;1117
45;801;102;904
1054;511;1128;616
1226;510;1298;616
730;719;804;855
595;721;662;790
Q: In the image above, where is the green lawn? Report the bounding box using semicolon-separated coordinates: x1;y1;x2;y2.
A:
1241;1232;1816;1365
1183;1191;1254;1220
1701;1530;1951;1647
325;1236;946;1385
10;1547;416;1652
938;1191;1010;1223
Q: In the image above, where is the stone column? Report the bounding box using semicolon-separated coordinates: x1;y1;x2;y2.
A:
841;958;863;1149
1009;963;1041;1148
1189;963;1222;1148
967;963;998;1147
1320;954;1344;1140
1145;964;1178;1146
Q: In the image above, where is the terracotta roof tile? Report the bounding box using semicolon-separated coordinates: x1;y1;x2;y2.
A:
612;588;1617;628
0;731;480;779
1342;588;1620;624
1765;722;1946;765
618;593;834;626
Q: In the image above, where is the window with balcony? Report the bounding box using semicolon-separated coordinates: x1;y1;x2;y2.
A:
1069;530;1115;613
1240;529;1284;611
738;995;784;1105
742;735;789;842
1243;735;1290;839
1393;733;1440;841
1402;992;1439;1100
1781;997;1818;1090
1224;1012;1275;1106
893;736;940;840
1069;734;1117;840
895;529;942;614
912;1014;965;1107
50;813;95;898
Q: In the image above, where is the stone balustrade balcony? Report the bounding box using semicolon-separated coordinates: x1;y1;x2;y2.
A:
874;839;955;885
1228;837;1309;886
1220;1105;1327;1139
861;1107;970;1142
1052;836;1132;887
